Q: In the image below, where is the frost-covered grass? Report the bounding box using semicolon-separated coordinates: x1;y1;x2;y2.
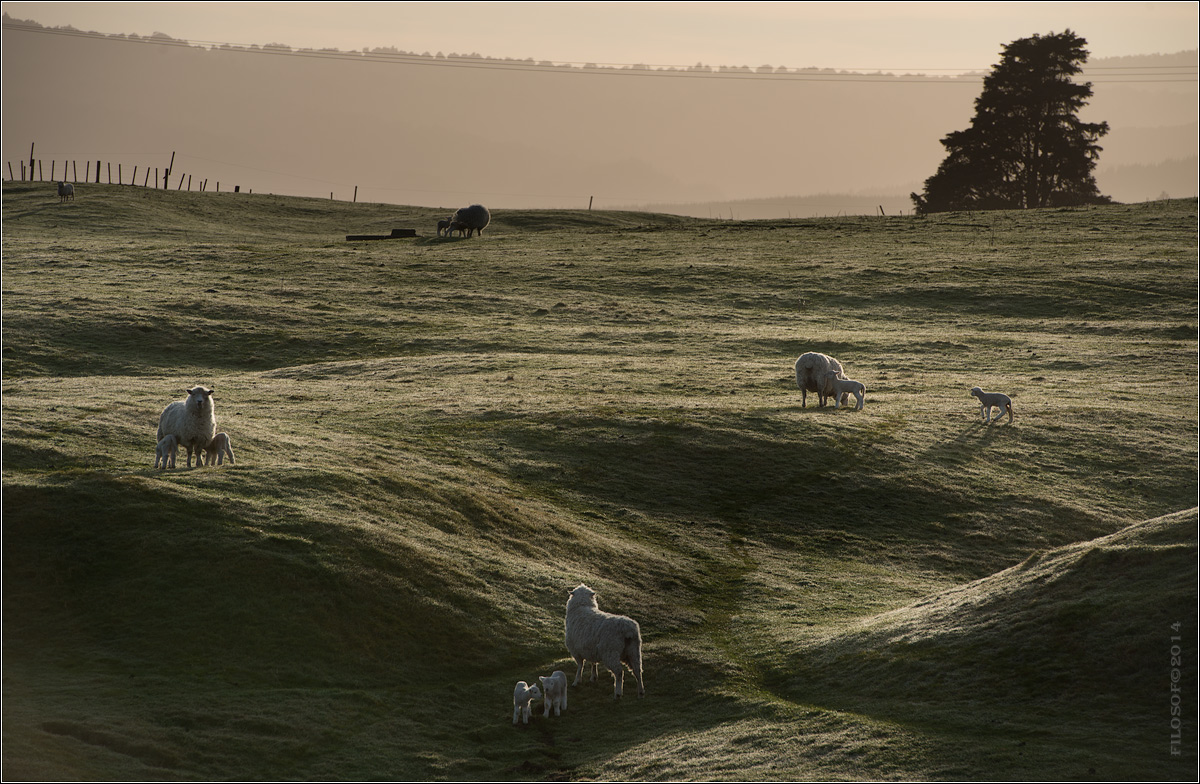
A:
2;182;1196;780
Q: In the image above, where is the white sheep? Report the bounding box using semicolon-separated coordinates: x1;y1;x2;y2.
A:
203;432;236;466
794;352;849;407
156;386;217;468
154;433;178;470
820;371;866;410
970;387;1014;424
564;584;645;699
452;204;491;237
512;681;542;725
57;181;74;202
539;670;568;718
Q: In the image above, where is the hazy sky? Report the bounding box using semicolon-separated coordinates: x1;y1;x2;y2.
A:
5;1;1197;72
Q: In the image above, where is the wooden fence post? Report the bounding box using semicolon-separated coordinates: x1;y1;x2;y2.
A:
6;162;12;180
132;166;137;185
73;161;78;182
28;143;34;180
177;173;185;190
144;168;150;187
51;160;55;181
187;175;192;191
118;164;123;184
38;160;43;180
107;162;112;184
353;186;357;202
95;161;100;184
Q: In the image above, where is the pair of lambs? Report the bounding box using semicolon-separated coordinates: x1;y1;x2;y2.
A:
438;204;490;238
512;671;568;724
511;583;644;726
154;386;235;469
794;351;865;410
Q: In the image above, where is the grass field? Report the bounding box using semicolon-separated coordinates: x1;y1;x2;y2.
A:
2;181;1197;781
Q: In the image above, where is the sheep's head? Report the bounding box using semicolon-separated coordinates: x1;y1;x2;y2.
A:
970;387;983;398
185;386;215;407
569;584;598;608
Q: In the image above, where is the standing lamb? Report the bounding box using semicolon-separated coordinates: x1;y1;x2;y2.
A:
539;670;568;718
564;584;645;699
154;434;178;470
512;681;542;725
820;371;866;410
203;432;236;466
156;386;217;468
452;204;491;237
436;216;453;237
794;352;848;407
970;387;1014;424
57;181;74;202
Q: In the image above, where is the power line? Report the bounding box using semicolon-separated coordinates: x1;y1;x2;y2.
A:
4;20;1195;84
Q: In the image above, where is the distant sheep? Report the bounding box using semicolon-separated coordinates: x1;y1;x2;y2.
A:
203;432;236;466
452;204;491;237
795;352;848;407
57;181;74;202
436;217;453;237
156;386;217;468
564;584;645;699
154;433;178;470
512;681;542;725
539;670;568;718
820;371;866;410
970;387;1013;424
447;220;469;237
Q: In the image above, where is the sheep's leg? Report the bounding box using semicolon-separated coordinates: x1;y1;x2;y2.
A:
572;656;587;686
513;705;520;724
610;659;624;698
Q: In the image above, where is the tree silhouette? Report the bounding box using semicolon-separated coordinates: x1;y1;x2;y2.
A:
912;31;1110;215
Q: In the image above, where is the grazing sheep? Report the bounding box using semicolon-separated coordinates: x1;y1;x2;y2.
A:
565;584;645;699
203;432;236;466
57;181;74;202
970;387;1014;424
452;204;491;237
512;681;542;725
795;352;848;407
539;670;568;718
156;386;217;468
154;433;178;470
820;371;866;410
436;216;453;237
447;220;469;237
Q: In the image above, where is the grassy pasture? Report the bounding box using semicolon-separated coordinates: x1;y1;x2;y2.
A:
2;181;1197;780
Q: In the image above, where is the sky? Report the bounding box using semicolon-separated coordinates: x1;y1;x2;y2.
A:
4;1;1197;73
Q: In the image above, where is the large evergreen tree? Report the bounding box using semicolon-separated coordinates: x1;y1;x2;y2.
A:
912;30;1110;215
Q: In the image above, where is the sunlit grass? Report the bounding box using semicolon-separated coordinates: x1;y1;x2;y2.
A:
3;182;1196;780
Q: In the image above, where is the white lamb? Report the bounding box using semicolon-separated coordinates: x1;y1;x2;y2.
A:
203;432;236;466
154;433;178;469
539;670;568;718
564;584;645;699
512;681;542;725
156;386;217;468
820;371;866;410
57;181;74;202
970;387;1014;424
794;352;849;407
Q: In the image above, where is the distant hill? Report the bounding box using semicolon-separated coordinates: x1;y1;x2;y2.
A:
2;13;1195;213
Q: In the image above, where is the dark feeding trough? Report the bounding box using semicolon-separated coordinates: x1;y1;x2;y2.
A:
346;228;418;241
